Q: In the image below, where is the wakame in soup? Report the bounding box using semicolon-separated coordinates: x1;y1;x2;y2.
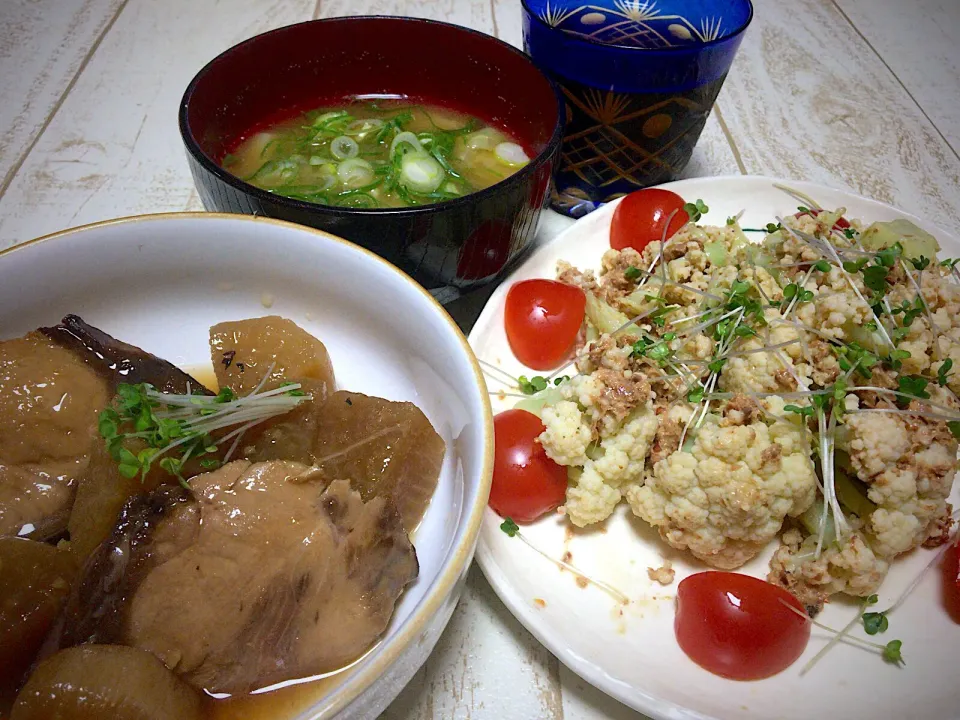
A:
223;100;531;209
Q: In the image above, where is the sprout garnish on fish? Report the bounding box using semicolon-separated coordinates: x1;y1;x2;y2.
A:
98;366;310;488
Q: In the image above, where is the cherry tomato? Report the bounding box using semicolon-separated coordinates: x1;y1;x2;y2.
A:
504;279;585;371
675;572;811;680
942;539;960;623
795;208;851;230
609;188;689;252
489;409;568;523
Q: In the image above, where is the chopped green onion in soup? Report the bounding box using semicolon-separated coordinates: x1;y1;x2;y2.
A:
224;100;531;209
494;142;530;166
337;158;375;188
330;136;359;160
400;153;445;193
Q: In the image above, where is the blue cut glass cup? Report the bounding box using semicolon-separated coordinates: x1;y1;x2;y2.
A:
522;0;753;216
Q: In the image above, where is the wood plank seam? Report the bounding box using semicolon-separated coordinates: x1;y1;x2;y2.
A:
711;103;747;175
0;0;131;203
490;0;500;38
829;0;960;162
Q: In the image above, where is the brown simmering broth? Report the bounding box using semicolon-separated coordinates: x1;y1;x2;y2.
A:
205;660;367;719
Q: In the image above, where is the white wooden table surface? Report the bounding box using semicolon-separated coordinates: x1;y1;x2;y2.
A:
1;1;958;718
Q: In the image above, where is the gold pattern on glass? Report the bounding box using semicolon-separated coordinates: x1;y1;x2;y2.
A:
539;1;579;28
698;15;724;42
641;113;672;138
580;87;632;125
559;86;709;187
613;0;660;22
537;1;725;48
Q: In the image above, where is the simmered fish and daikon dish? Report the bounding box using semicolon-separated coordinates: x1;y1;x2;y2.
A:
223;100;531;209
0;315;445;718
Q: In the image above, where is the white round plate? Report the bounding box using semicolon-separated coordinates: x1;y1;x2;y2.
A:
0;213;493;720
469;176;960;720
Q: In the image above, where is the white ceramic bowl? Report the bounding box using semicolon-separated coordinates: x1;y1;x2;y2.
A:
0;213;493;719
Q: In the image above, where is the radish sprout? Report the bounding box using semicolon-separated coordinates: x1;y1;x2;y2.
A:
499;518;630;604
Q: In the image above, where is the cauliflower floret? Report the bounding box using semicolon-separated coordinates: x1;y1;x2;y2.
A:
777;234;822;266
721;310;810;394
678;333;713;361
599;247;642;276
591;409;658;486
562;373;603;410
843;408;957;557
896;317;934;375
559;360;651;436
739;264;783;302
868;508;922;557
667;256;694;283
626;413;816;569
844;412;909;477
769;526;889;613
662;239;717;288
721;337;802;394
708;264;740;295
635;229;720;297
686;247;709;272
539;401;591;467
562;407;658;527
771;212;845;266
804;338;842;386
889;264;960;321
793;267;871;341
882;266;960;385
564;465;621;527
557;260;598;294
579;335;633;374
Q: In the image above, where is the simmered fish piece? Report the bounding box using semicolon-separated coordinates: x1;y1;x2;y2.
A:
64;440;185;564
56;485;198;649
125;461;417;694
0;465;75;541
210;316;335;398
62;461;417;695
24;315;212;551
2;316;211;540
40;315;206;395
311;391;445;531
0;332;111;538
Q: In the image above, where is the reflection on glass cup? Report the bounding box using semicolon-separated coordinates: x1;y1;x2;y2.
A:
522;0;753;216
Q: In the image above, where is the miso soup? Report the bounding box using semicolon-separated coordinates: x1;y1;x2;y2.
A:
223;100;531;209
